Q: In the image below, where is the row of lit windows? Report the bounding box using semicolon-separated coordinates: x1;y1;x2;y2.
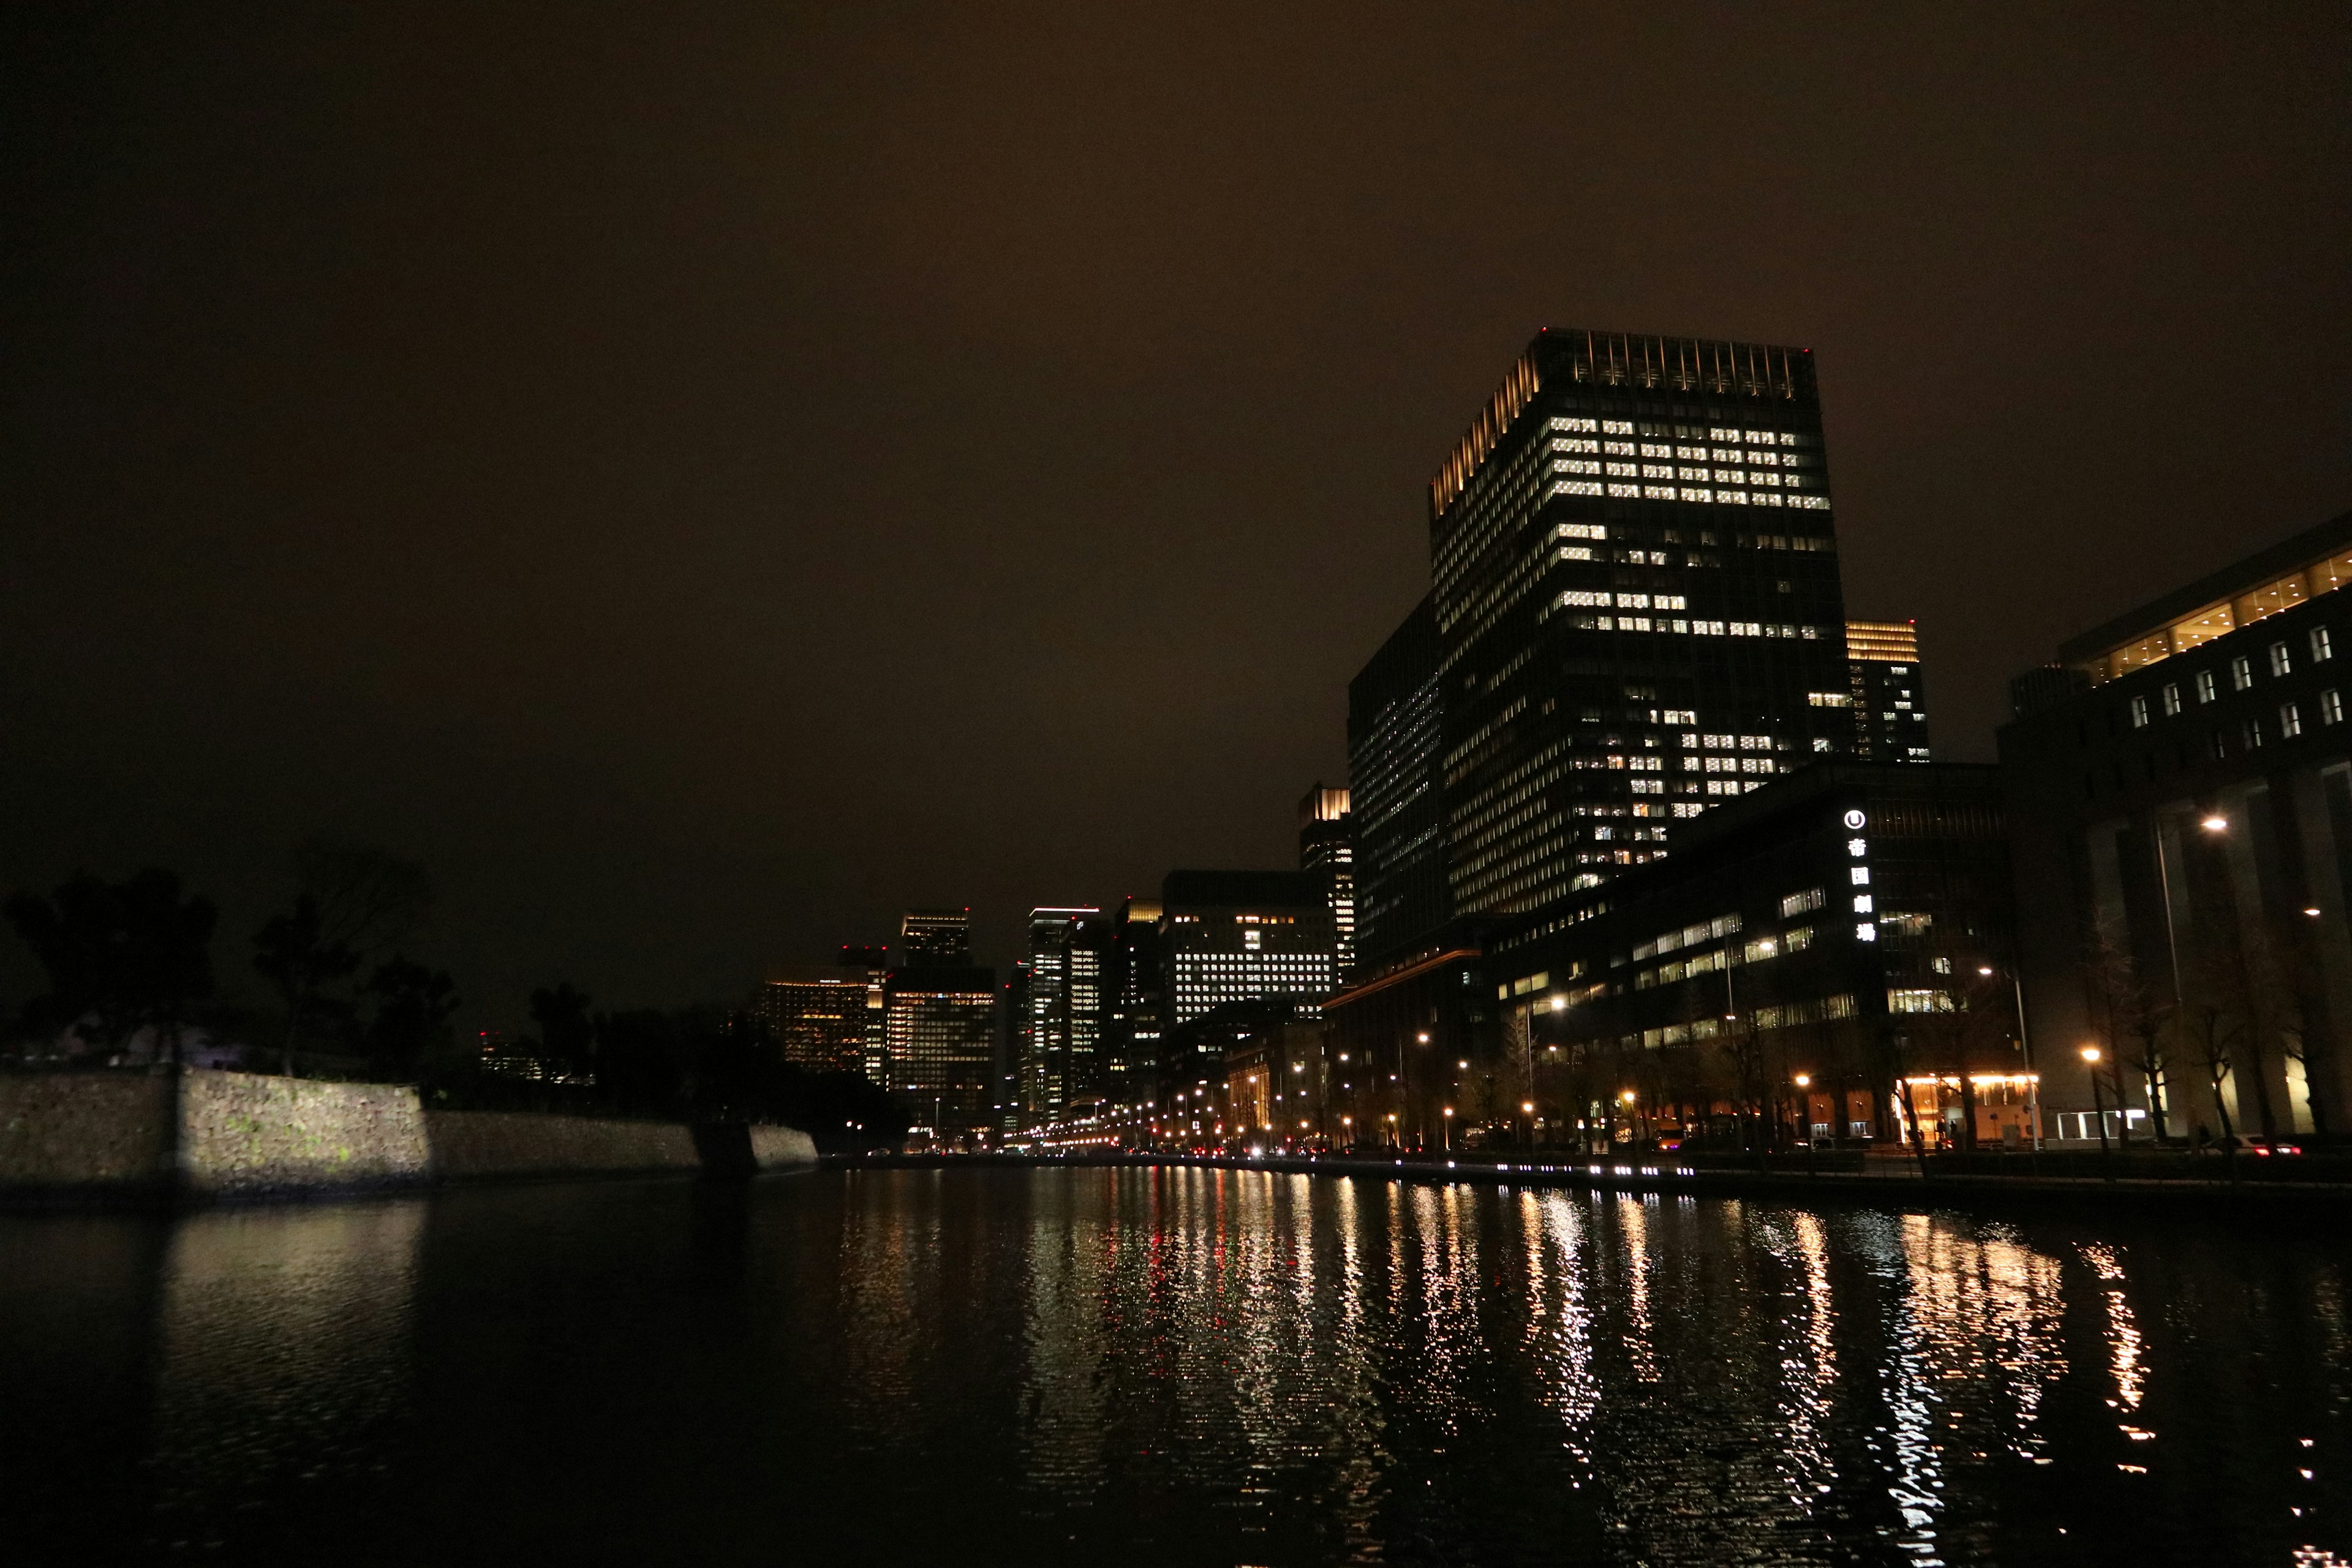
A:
1553;608;1827;641
2130;627;2333;726
1545;477;1830;508
1552;454;1817;486
1555;589;1691;611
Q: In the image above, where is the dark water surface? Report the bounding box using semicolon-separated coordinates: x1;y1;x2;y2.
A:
3;1167;2347;1565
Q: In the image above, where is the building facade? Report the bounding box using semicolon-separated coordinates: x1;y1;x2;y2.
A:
1022;907;1108;1126
1105;897;1165;1105
2002;508;2352;1142
1428;330;1856;920
881;964;998;1147
1845;620;1934;763
899;908;971;967
839;944;890;1083
1484;762;2022;1150
1161;870;1338;1027
760;965;872;1074
1348;595;1452;965
1298;784;1359;984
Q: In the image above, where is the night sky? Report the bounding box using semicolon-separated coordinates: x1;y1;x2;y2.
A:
6;4;2348;1027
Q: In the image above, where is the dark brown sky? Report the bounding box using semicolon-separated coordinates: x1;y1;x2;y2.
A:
6;2;2349;1025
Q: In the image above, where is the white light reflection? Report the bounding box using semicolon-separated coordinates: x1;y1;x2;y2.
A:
149;1202;423;1546
1862;1213;2068;1562
1520;1191;1599;1476
1755;1210;1841;1510
1616;1196;1659;1383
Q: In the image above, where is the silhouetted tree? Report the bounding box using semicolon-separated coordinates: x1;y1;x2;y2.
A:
4;869;217;1060
253;895;361;1075
292;839;432;957
363;956;459;1078
529;984;597;1084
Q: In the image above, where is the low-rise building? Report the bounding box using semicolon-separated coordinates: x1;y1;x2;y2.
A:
1484;761;2022;1150
2002;507;2352;1143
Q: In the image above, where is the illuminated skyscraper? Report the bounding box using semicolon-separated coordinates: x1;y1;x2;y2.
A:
1297;785;1358;983
881;963;996;1147
1105;897;1164;1102
1022;907;1108;1125
1161;870;1336;1025
1844;620;1934;763
760;965;871;1074
1349;595;1451;965
899;908;971;966
1428;329;1854;915
840;944;890;1083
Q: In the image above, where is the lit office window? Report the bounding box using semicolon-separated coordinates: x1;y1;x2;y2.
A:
2313;627;2334;663
2162;683;2181;717
2231;655;2254;691
2196;671;2217;703
2269;641;2293;677
2324;690;2343;726
2130;695;2149;728
2281;703;2303;738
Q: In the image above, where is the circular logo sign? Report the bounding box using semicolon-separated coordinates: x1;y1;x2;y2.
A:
1842;809;1868;831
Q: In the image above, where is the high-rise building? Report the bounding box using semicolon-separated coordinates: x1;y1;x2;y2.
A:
1845;620;1934;763
1298;785;1358;984
839;944;891;1084
760;965;872;1074
1022;908;1109;1126
998;960;1031;1134
1428;330;1854;919
1161;870;1337;1026
899;908;971;966
1105;897;1164;1104
882;964;997;1147
1348;595;1452;965
2002;507;2352;1142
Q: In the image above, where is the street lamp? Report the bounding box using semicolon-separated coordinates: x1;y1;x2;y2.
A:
2200;815;2229;832
1441;1106;1453;1152
2081;1044;2114;1167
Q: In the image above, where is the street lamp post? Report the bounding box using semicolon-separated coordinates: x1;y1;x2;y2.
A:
1441;1106;1453;1153
1521;1101;1537;1153
2081;1045;2114;1178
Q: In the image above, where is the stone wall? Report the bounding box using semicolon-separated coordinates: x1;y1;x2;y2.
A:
749;1124;818;1169
0;1073;817;1203
423;1110;701;1180
176;1070;429;1199
0;1072;175;1194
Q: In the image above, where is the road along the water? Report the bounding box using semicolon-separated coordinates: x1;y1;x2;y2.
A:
2;1164;2344;1565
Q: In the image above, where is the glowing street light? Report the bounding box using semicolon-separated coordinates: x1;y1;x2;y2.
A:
2201;815;2229;832
1793;1073;1812;1089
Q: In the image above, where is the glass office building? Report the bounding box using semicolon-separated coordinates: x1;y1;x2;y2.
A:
1429;330;1855;918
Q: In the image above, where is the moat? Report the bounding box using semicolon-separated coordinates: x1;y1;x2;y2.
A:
4;1165;2345;1564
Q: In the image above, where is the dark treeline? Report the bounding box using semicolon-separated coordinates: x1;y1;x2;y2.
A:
1;855;900;1152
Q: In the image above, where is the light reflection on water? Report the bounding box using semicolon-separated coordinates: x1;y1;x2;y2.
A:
2;1168;2347;1565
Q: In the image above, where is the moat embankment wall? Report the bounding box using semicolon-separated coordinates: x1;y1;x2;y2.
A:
0;1071;813;1204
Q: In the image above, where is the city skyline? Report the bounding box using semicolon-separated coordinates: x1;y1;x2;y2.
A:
5;6;2346;1031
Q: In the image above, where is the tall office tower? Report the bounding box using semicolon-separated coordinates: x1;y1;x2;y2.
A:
1297;785;1359;984
998;961;1031;1134
1022;908;1108;1125
1845;620;1934;762
1103;897;1164;1102
760;965;872;1073
1348;595;1452;964
1431;330;1853;916
1161;870;1337;1025
840;944;891;1084
881;964;997;1147
899;908;971;966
